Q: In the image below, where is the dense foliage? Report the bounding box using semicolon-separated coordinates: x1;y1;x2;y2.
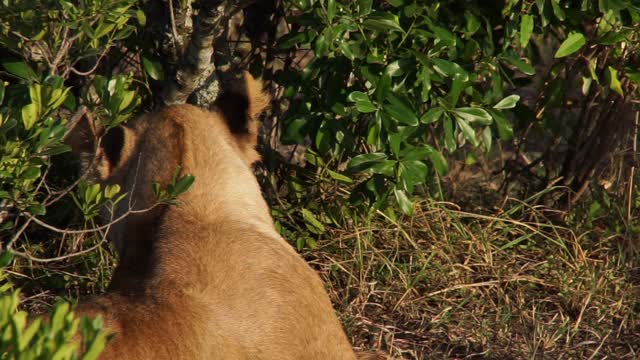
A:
274;0;639;214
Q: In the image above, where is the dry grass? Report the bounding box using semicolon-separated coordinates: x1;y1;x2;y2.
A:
303;199;640;359
8;187;640;359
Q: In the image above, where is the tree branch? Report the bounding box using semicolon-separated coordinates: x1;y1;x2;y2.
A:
162;0;257;106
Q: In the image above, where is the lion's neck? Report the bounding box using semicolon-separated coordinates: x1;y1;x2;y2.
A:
109;158;274;294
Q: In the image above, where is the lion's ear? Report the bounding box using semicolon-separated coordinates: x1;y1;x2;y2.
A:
212;72;270;166
65;113;133;179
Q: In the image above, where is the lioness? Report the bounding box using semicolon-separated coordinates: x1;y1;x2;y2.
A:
67;73;383;359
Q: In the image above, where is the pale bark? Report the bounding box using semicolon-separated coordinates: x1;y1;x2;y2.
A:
162;0;257;106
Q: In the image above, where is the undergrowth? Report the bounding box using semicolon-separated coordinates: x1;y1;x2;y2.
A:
6;166;639;359
303;196;639;359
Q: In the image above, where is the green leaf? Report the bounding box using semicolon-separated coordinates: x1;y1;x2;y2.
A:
339;41;356;60
347;152;387;172
279;32;312;49
482;126;492;153
301;208;325;234
493;94;520;109
446;74;463;108
399;160;428;190
2;61;37;80
393;188;413;215
0;251;14;267
28;203;46;216
48;87;71;110
327;0;336;22
292;0;311;10
384;94;418;126
431;58;467;79
389;132;402;155
22;166;41;180
51;342;76;359
443;114;456;152
464;12;481;36
607;66;623;96
363;12;403;33
306;237;318;249
0;81;4;104
94;22;116;39
456;118;479;146
551;0;565;20
50;302;70;333
104;184;121;199
142;56;164;80
555;32;586;58
82;331;108;360
429;25;456;46
489;109;514;141
21;103;38;130
118;90;136;111
314;33;330;56
452;107;492;125
283;118;307;144
628;71;640;87
84;183;101;204
598;29;632;45
19;318;41;351
520;15;534;48
428;150;448;175
581;76;592;95
136;9;147;26
420;107;444;124
401;147;433;161
327;170;353;184
400;146;448;175
348;91;377;113
29;84;42;114
501;54;535;75
172;174;195;197
384;59;408;77
357;0;373;15
375;73;391;103
370;160;397;176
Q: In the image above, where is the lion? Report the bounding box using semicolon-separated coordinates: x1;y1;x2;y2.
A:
66;73;386;359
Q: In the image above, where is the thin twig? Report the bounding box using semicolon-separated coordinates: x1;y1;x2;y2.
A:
628;110;639;222
12;205;117;263
67;50;109;76
6;218;33;251
20;204;159;237
168;0;180;57
12;236;109;263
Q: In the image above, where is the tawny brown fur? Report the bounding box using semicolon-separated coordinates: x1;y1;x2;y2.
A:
67;74;377;359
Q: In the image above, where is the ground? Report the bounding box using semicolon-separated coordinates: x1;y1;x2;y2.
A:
10;161;640;359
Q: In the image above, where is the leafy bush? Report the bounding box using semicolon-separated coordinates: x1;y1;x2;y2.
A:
273;0;639;217
0;0;146;356
0;252;107;360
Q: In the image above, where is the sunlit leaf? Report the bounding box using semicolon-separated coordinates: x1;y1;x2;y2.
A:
142;56;164;81
555;32;586;58
493;94;520;109
393;188;413;215
520;15;534;47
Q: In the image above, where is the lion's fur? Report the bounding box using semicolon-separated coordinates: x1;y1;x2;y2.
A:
68;74;365;359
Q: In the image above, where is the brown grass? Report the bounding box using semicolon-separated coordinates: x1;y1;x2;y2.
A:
303;199;640;359
9;190;640;359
